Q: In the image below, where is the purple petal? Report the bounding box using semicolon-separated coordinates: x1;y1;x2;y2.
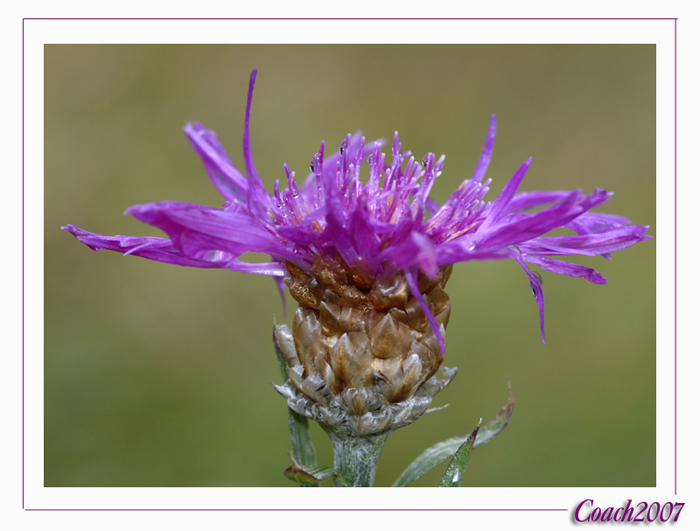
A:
125;202;301;264
507;190;571;212
242;69;273;217
61;224;287;276
479;157;533;231
510;249;546;343
425;197;441;217
519;225;651;256
411;231;438;279
469;114;497;184
184;122;248;202
522;255;607;284
380;230;439;278
474;188;612;252
274;206;329;246
405;268;445;355
348;197;380;261
569;211;631;230
433;241;512;266
413;153;438;212
565;212;632;260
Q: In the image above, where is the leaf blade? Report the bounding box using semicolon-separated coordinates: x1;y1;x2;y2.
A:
273;326;317;484
284;453;344;486
392;391;514;487
438;421;480;487
473;388;514;447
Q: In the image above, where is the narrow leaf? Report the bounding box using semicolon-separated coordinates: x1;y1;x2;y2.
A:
273;328;317;484
284;453;341;485
474;387;514;447
438;421;480;487
392;391;514;487
286;410;317;471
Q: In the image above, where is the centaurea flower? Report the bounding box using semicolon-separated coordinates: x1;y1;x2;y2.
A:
63;69;650;484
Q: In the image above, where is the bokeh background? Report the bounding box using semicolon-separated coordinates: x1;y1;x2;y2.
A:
45;45;655;487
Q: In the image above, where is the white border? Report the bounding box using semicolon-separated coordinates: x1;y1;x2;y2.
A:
21;16;678;529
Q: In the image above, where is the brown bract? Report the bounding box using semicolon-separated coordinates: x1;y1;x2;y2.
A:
281;257;453;411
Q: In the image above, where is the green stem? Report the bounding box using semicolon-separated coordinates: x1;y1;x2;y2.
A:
325;430;390;487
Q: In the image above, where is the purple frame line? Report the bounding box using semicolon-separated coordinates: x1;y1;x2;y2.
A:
23;17;676;21
21;15;25;512
23;16;675;511
26;508;567;512
674;18;678;497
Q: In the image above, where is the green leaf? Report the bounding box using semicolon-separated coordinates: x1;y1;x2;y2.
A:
283;453;346;486
286;410;316;466
438;421;479;487
473;388;514;447
273;327;317;484
392;391;514;487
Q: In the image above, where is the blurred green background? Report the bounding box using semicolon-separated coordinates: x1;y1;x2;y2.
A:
45;44;655;487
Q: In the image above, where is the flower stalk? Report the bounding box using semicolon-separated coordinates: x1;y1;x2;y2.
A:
324;429;389;487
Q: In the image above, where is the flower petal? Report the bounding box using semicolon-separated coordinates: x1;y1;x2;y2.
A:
61;224;287;276
519;225;651;256
510;249;546;343
507;190;571;212
473;188;612;252
184;122;248;202
405;268;445;355
415;232;439;279
125;202;301;264
242;69;274;218
522;255;607;284
469;114;497;184
479;157;533;231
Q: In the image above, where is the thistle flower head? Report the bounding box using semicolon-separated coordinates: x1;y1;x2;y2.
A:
62;69;650;436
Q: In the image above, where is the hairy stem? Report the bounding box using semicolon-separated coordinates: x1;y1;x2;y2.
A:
325;429;390;487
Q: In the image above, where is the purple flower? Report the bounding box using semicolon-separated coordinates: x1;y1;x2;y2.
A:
63;69;650;353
